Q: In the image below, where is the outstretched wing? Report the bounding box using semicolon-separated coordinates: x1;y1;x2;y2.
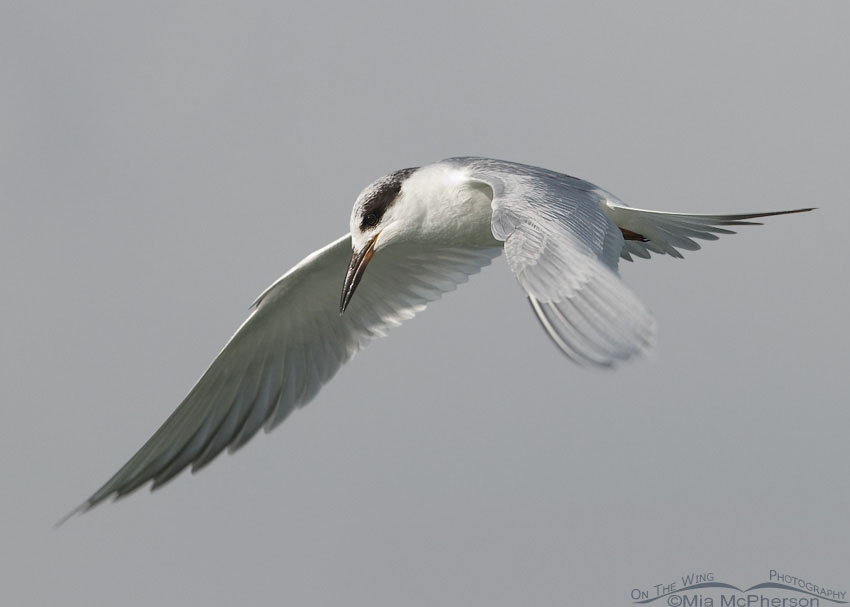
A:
449;157;656;368
601;203;814;261
69;233;500;518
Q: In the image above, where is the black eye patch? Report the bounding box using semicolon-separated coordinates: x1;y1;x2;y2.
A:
362;212;379;227
358;167;418;231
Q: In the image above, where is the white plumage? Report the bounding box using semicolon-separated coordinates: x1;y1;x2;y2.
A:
65;156;811;519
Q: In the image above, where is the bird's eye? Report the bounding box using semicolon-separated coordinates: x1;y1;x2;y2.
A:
363;212;379;227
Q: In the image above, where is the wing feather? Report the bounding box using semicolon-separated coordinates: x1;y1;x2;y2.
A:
448;157;656;367
603;202;814;261
68;233;500;517
445;157;811;365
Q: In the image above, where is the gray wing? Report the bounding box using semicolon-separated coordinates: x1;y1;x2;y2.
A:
602;202;815;261
447;157;656;368
67;234;500;519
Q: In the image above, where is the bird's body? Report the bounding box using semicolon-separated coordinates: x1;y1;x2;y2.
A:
65;157;812;519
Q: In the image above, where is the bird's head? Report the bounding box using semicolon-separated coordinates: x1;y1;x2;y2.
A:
341;167;419;313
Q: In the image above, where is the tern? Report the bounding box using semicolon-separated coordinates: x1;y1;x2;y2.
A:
65;156;812;519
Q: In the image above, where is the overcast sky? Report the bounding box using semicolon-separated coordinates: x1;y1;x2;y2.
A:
2;2;848;606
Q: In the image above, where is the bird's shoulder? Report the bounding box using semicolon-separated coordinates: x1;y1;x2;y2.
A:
440;156;602;196
436;157;617;244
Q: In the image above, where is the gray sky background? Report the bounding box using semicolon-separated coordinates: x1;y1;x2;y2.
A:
2;2;848;605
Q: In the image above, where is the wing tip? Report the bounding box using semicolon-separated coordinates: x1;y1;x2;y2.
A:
55;501;92;528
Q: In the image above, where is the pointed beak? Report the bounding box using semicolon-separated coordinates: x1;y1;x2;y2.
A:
340;233;379;313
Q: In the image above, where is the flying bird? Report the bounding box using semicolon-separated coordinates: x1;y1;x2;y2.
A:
65;156;812;519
